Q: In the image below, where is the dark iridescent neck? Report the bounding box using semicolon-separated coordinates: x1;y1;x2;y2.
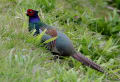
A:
29;16;40;23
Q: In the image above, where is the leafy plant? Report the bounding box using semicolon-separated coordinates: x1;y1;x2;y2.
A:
36;0;56;12
89;10;120;36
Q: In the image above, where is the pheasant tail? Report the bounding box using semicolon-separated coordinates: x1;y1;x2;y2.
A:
72;53;104;73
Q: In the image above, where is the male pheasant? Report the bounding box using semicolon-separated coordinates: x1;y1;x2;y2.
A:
26;9;104;73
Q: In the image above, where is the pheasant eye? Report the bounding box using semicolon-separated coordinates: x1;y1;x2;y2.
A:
29;11;33;13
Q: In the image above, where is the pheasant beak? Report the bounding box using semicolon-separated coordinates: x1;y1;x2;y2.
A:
26;13;29;16
26;12;29;16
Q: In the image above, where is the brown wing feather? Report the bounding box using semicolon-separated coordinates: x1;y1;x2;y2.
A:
46;29;57;37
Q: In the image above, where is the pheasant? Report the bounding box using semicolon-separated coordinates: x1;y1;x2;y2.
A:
26;9;104;73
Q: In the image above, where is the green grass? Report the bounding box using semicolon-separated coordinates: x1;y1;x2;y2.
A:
0;0;120;81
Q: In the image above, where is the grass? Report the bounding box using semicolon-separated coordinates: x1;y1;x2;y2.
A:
0;0;120;81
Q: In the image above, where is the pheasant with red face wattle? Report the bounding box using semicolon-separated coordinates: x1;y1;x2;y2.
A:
26;9;104;73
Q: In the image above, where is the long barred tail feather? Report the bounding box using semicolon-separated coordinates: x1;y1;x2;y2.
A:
72;53;104;73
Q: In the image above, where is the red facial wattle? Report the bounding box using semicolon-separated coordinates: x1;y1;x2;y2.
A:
27;9;35;16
